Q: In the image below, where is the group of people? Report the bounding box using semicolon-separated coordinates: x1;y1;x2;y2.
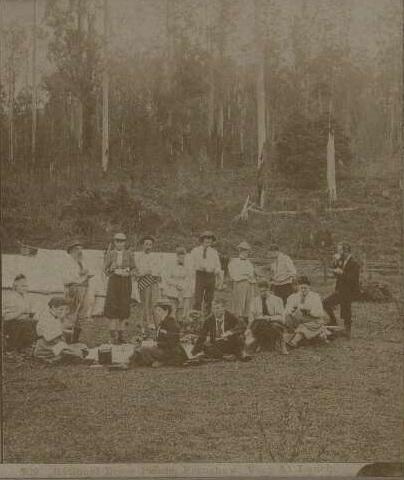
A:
2;231;361;367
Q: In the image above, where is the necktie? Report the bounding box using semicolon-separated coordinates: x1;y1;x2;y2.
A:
203;247;208;259
261;296;269;316
217;317;224;337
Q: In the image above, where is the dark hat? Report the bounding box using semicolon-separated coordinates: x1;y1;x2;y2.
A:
67;240;83;253
297;275;311;286
199;230;216;242
140;235;156;244
48;296;68;308
154;300;173;313
257;279;270;288
176;246;187;255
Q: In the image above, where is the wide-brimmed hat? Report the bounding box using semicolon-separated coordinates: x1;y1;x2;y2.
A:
48;296;68;308
67;240;83;253
237;241;251;251
199;230;216;242
114;233;127;241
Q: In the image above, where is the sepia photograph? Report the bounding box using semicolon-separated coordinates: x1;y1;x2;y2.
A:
0;0;403;476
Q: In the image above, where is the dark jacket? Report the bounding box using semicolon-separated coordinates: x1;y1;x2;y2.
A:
192;310;245;355
335;256;360;299
157;316;181;350
104;249;137;277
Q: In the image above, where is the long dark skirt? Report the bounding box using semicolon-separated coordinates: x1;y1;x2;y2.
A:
104;274;132;320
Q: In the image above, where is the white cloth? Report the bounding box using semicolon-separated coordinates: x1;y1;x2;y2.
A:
228;258;255;282
285;291;324;319
190;246;221;274
249;294;285;324
136;251;161;277
271;252;297;286
2;290;35;321
36;311;66;342
162;259;194;299
62;254;89;286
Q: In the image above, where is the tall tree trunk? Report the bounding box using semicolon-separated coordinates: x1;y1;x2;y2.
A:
102;0;109;173
255;0;267;208
31;0;38;167
8;56;15;165
205;1;215;163
399;0;404;319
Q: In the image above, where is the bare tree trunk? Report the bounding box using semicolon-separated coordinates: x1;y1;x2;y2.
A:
8;58;15;165
400;0;404;319
205;1;215;163
31;0;38;167
255;0;266;208
102;0;109;173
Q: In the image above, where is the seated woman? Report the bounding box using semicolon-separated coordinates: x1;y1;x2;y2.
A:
246;279;288;355
130;300;188;367
2;274;38;352
34;297;89;363
284;276;329;348
191;299;251;361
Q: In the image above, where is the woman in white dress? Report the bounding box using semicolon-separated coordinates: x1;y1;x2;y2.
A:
228;241;256;323
285;276;329;348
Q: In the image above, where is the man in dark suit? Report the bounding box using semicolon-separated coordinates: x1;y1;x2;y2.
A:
191;299;251;361
323;242;360;338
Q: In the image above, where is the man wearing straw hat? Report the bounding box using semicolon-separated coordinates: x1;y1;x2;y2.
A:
63;240;92;343
228;241;256;324
190;231;223;315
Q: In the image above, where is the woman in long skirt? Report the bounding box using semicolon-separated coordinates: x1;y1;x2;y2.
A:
228;241;256;324
104;233;137;344
284;276;329;348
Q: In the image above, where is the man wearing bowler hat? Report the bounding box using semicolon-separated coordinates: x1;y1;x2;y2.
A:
190;231;223;315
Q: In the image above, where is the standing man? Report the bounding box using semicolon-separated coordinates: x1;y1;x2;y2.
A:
136;235;161;336
63;241;92;343
323;242;360;338
269;244;297;305
190;231;223;315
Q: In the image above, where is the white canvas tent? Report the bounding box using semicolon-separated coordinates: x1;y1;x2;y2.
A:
1;248;182;317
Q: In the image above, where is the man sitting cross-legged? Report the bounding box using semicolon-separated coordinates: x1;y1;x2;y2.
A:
191;299;252;361
245;279;288;355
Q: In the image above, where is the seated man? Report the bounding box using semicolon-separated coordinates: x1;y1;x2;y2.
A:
130;300;188;367
246;279;288;354
34;297;89;364
285;276;329;348
2;274;38;352
191;299;251;361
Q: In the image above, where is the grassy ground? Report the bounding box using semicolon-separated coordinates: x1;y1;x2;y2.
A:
3;273;403;464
